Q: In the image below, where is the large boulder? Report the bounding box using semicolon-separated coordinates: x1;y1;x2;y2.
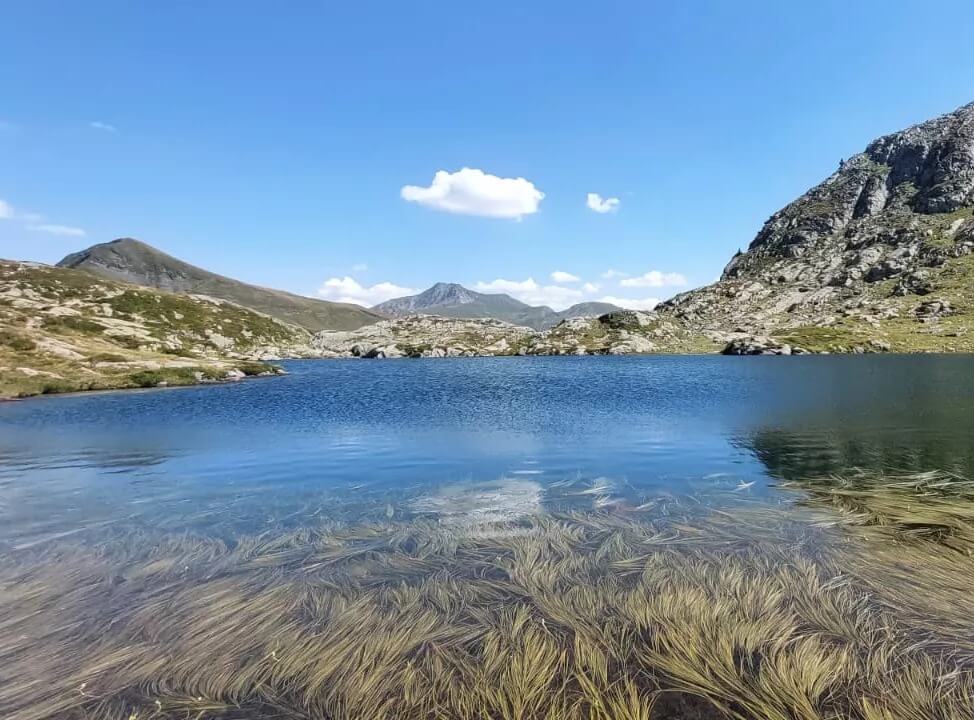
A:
722;336;794;356
363;344;404;359
915;299;954;319
607;336;657;355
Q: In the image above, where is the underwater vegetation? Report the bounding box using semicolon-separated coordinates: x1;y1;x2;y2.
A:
2;473;974;719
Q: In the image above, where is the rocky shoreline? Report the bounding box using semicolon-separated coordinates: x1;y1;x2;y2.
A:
310;310;720;359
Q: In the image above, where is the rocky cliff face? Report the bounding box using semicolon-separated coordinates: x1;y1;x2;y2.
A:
659;101;974;353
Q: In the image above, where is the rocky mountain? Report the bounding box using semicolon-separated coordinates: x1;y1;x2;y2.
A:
58;239;383;332
372;282;622;330
373;282;481;315
0;260;315;398
657;100;974;353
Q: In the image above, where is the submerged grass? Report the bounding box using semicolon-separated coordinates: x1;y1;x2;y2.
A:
2;474;974;719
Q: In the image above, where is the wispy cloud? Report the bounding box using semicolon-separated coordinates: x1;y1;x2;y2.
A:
28;223;87;237
317;276;415;307
402;168;544;219
352;262;369;273
89;121;118;133
475;277;584;310
601;269;628;279
0;198;86;237
598;295;660;311
586;192;620;214
620;270;687;288
550;270;580;283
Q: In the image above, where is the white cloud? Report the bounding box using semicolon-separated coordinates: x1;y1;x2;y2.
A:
351;262;369;273
401;168;544;219
620;270;687;288
550;270;580;283
582;282;600;293
601;269;628;279
586;192;620;214
474;277;584;310
27;224;87;237
89;121;117;133
317;276;415;307
0;199;12;219
599;295;661;311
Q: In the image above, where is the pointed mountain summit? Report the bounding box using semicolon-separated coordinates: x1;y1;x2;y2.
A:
58;238;383;332
376;283;481;314
373;283;622;330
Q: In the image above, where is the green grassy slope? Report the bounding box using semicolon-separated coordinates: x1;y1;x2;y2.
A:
58;238;384;332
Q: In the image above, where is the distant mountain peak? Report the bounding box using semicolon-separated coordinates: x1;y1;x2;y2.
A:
373;283;622;329
418;282;479;307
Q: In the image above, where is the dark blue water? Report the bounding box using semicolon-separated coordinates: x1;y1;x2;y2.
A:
1;355;972;547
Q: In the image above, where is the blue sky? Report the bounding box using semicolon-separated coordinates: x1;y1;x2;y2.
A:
2;1;973;310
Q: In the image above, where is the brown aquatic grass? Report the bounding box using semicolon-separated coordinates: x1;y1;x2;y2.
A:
1;474;973;719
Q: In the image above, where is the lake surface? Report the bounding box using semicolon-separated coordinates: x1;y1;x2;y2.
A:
5;355;974;720
1;354;972;548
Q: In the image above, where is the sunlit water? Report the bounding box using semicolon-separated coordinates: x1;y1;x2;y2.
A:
1;354;972;549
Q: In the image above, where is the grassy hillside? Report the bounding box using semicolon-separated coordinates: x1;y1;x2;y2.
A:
0;260;312;398
58;238;384;332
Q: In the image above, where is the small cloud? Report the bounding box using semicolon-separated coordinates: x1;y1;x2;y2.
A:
401;168;544;219
28;223;87;237
598;295;661;311
581;282;600;293
586;192;620;214
550;270;580;283
0;198;13;219
352;263;369;273
620;270;687;288
89;121;118;133
475;277;583;310
600;269;628;279
317;276;415;307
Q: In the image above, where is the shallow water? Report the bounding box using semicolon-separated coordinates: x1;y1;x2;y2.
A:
1;354;973;547
3;355;974;719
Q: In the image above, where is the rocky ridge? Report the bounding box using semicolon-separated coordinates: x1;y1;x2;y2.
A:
657;101;974;353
